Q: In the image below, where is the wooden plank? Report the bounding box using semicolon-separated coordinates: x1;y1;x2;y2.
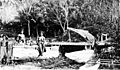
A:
46;42;92;46
13;45;38;48
87;59;120;65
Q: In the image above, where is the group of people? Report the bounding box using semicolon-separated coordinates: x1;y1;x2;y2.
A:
16;31;46;56
17;31;46;56
0;31;46;64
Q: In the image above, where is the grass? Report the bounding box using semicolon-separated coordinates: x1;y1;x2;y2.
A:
6;56;85;69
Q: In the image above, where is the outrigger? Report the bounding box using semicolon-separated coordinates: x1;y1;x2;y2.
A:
1;27;116;63
46;27;116;56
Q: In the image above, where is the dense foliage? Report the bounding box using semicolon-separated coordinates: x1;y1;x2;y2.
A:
0;0;119;42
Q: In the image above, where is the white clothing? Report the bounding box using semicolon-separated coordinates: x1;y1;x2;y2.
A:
18;34;25;40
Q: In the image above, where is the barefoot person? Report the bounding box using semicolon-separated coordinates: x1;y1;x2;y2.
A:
37;31;46;56
0;35;8;64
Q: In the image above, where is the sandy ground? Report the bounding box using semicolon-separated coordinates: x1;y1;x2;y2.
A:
0;65;41;70
65;49;95;63
39;46;59;59
0;45;100;70
79;63;100;70
66;49;100;70
12;45;59;59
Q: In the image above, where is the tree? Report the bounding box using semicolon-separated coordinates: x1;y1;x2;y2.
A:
44;0;79;32
74;0;119;40
17;0;47;37
0;0;19;23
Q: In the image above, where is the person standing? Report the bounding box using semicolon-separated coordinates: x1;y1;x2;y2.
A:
37;31;46;56
18;30;25;44
0;35;8;64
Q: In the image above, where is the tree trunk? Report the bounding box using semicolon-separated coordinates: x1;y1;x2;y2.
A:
68;31;71;42
66;19;71;42
28;21;30;36
36;25;39;38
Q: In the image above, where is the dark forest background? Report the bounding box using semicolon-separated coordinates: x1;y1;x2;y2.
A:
0;0;119;42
